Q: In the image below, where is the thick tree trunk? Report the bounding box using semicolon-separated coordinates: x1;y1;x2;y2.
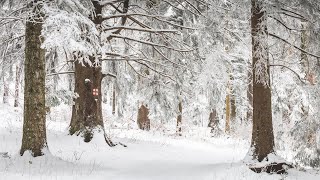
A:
69;61;104;142
69;0;129;144
69;1;105;142
137;104;150;131
250;0;274;162
20;4;47;156
247;70;253;121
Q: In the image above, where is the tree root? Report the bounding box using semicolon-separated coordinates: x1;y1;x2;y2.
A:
249;162;293;174
103;128;127;147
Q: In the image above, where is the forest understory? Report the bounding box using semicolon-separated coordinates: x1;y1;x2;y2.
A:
0;103;319;180
1;0;320;179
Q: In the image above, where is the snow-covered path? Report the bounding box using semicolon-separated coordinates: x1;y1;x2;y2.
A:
1;126;248;180
0;104;319;180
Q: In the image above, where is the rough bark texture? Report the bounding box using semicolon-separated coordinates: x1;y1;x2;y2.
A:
20;4;47;156
69;0;129;142
69;61;104;142
247;70;253;121
69;1;104;142
251;0;275;162
137;104;150;131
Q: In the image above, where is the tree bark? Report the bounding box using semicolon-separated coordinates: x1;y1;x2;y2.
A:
3;76;9;104
208;109;218;132
14;60;23;107
176;101;182;136
247;69;253;121
69;1;104;142
112;85;116;115
250;0;274;162
137;104;150;131
69;0;129;143
1;43;9;104
230;95;236;121
20;2;47;156
69;60;104;142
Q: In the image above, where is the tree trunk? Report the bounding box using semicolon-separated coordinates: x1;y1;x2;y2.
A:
176;101;182;136
137;104;150;131
225;83;231;133
3;76;9;104
14;60;23;107
20;2;47;156
300;23;308;73
1;43;9;104
230;95;236;121
247;69;253;121
111;60;117;115
112;82;116;115
69;60;104;142
208;109;218;132
250;0;274;162
69;1;105;142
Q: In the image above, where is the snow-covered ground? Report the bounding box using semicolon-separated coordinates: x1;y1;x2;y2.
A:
0;103;319;180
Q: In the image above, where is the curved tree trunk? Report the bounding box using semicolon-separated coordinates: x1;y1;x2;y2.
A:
137;104;150;131
250;0;274;162
20;1;47;157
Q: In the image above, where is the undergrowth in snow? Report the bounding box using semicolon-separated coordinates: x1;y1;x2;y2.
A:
0;104;319;180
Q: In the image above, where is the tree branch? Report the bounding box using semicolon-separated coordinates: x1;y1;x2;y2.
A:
268;33;320;58
269;64;306;84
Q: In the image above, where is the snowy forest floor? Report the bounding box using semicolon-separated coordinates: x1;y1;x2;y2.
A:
0;103;320;180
